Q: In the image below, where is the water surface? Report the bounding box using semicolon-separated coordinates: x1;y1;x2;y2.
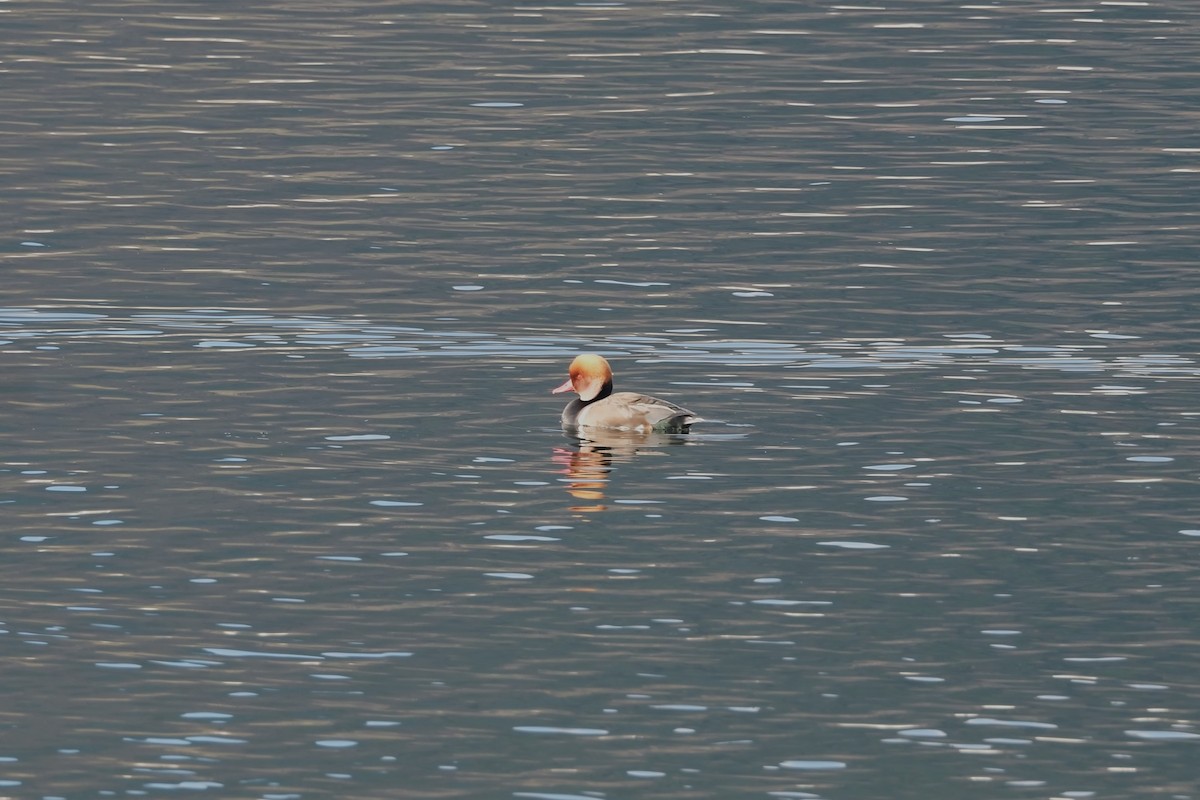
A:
3;1;1200;798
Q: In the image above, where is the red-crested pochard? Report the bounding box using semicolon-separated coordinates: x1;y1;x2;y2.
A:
552;354;700;433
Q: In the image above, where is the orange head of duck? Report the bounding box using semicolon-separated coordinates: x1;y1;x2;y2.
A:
552;354;613;402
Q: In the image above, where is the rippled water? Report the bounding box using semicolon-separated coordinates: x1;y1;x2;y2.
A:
4;1;1200;798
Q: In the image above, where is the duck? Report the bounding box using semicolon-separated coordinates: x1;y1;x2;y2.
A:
552;354;700;433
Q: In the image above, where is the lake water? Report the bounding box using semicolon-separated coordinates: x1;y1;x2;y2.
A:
3;1;1199;798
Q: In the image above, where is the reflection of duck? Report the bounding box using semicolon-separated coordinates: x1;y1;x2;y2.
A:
552;354;700;433
552;429;692;513
551;444;612;512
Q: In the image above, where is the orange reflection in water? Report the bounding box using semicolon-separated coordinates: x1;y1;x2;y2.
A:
551;428;693;513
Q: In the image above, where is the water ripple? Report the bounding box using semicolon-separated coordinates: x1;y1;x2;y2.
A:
3;307;1195;379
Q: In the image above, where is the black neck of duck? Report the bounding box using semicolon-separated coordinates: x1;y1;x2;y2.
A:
585;381;613;404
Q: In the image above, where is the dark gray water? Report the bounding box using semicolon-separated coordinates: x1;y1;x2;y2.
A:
4;1;1199;798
